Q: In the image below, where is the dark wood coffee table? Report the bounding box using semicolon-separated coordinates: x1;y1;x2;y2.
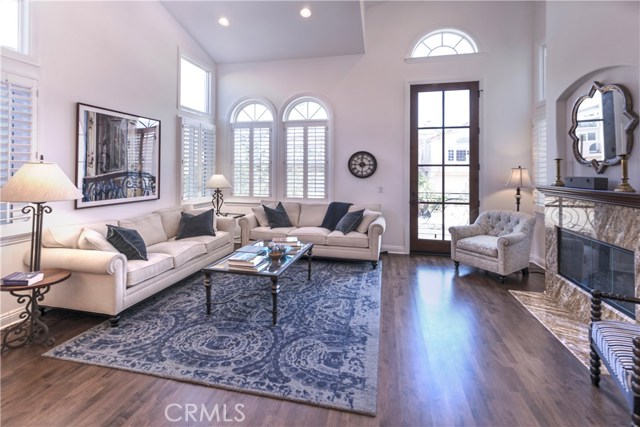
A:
1;268;71;351
202;241;313;325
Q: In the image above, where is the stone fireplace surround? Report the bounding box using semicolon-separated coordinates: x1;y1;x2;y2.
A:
540;186;640;324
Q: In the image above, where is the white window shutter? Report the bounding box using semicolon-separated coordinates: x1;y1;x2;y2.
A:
180;117;215;203
532;115;547;207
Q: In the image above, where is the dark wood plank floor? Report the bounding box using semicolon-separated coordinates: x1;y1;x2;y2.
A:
1;254;629;426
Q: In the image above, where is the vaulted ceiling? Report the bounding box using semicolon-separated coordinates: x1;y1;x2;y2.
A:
161;1;370;64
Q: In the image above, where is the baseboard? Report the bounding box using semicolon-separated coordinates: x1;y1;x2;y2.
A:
0;307;23;330
381;244;406;254
530;255;545;270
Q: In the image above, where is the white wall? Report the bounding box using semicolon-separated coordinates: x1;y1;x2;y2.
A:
0;1;213;323
217;1;535;253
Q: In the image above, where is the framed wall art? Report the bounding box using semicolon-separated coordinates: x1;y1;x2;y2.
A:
76;103;161;209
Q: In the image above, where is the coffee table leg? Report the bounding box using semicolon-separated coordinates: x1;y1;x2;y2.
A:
204;272;212;315
270;277;279;326
307;248;313;280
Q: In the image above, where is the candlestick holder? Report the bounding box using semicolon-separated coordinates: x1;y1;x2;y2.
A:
614;154;636;192
553;158;565;186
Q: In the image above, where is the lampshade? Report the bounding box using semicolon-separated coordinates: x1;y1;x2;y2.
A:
505;166;532;188
0;160;83;203
206;174;232;189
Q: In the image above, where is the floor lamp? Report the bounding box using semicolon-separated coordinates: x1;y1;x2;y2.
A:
0;157;83;271
505;165;532;212
206;174;232;216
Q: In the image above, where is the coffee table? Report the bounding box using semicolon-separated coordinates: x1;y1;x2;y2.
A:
202;241;313;325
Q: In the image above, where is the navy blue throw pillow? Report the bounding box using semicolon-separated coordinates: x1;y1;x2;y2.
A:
321;201;353;231
335;209;364;234
106;225;148;260
176;209;216;240
263;203;292;228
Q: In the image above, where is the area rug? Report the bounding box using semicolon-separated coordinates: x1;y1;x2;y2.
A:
44;260;381;415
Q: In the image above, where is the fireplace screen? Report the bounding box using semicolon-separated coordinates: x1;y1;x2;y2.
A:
558;229;635;318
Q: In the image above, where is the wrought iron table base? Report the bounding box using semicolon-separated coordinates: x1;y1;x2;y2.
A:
2;286;53;351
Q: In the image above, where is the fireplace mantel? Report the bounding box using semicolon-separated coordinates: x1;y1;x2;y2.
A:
538;185;640;209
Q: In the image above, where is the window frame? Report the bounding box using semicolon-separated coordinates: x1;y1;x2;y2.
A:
408;28;479;60
178;52;212;117
229;98;276;201
1;0;38;66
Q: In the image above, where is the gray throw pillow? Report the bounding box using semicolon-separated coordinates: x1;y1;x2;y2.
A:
176;209;215;239
106;225;148;260
335;210;364;234
263;203;292;228
321;201;353;231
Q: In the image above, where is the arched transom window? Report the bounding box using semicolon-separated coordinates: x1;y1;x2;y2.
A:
412;29;478;58
230;100;274;198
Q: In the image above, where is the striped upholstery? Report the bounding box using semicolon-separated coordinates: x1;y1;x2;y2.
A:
591;320;640;393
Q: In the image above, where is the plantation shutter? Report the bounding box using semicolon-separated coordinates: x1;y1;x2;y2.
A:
180;117;215;202
284;124;327;199
285;126;305;198
532;115;547;207
1;74;37;225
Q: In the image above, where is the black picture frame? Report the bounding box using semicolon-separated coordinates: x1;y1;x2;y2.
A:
75;103;161;209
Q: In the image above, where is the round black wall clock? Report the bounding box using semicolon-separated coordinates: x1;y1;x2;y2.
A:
348;151;377;178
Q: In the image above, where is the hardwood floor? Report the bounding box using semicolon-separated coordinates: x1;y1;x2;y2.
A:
1;254;629;426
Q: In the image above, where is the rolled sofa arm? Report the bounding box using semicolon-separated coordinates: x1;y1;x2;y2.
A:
216;216;235;233
238;214;258;246
29;248;127;275
497;231;528;249
369;216;386;238
448;224;484;242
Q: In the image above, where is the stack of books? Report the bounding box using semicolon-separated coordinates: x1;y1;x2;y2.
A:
2;271;44;286
227;252;269;272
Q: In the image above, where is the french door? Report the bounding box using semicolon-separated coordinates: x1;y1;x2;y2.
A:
410;81;479;254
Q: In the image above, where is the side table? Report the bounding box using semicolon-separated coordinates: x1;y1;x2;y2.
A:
1;268;71;351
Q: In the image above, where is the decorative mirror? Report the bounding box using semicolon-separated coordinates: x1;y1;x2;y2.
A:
568;81;639;173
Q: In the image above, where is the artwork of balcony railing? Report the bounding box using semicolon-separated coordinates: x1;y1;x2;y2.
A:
82;171;156;202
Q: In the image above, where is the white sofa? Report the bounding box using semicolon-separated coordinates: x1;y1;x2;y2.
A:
32;206;234;325
238;202;386;267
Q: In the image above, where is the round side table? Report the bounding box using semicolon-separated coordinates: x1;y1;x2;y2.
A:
1;269;71;351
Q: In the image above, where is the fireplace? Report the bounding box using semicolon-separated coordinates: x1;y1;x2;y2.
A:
558;228;635;318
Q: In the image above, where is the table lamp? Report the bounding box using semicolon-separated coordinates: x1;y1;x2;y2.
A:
0;156;83;271
206;174;232;215
505;165;532;212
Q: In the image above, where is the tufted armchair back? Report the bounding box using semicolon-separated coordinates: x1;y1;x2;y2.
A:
475;210;535;237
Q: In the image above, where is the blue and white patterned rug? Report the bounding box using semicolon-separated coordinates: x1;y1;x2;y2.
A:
44;260;381;415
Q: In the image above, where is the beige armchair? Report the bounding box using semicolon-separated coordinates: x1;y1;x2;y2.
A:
448;210;536;283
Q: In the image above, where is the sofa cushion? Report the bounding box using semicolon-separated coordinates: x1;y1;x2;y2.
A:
335;209;364;234
106;225;148;261
176;231;231;252
355;209;382;234
252;206;270;227
288;227;330;245
176;209;215;239
147;240;207;268
154;206;185;239
297;204;328;227
78;228;118;252
126;253;174;287
43;221;116;249
119;213;168;246
320;202;353;231
457;235;499;258
264;203;293;228
250;226;296;242
327;230;370;248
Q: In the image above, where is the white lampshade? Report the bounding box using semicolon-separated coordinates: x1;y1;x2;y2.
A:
0;160;83;203
505;166;532;188
206;174;232;190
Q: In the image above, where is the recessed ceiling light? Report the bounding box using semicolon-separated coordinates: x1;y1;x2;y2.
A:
300;7;312;18
218;16;230;27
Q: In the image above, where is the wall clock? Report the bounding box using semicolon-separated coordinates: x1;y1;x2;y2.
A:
348;151;377;178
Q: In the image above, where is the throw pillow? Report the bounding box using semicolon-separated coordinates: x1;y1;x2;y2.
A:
176;209;215;239
320;201;353;231
252;206;270;227
335;209;364;234
263;202;292;228
106;225;148;260
78;228;119;252
355;209;382;234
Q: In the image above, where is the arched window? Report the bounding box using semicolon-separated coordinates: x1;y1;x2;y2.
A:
230;100;275;198
282;97;329;199
411;29;478;58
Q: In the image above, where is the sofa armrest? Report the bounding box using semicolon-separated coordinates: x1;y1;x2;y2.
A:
30;248;127;275
238;214;258;246
497;232;528;248
369;215;386;237
216;216;235;233
448;224;485;241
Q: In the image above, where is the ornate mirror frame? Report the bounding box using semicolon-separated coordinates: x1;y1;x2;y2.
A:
568;81;639;174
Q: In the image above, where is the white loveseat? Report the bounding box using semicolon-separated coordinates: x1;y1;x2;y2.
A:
32;206;234;325
238;202;386;267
